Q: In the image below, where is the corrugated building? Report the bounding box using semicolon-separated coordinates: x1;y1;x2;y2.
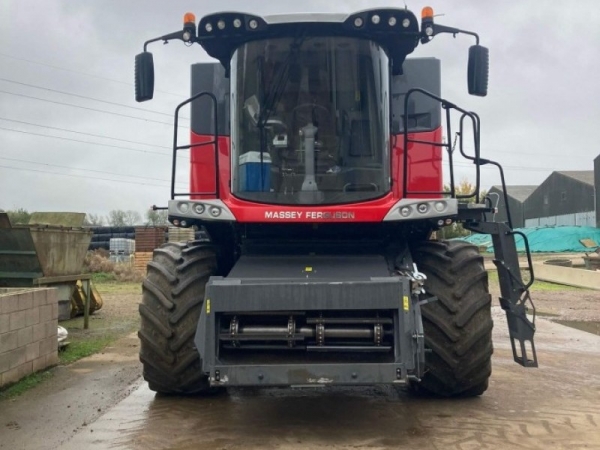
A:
595;155;600;228
488;185;536;228
524;171;595;227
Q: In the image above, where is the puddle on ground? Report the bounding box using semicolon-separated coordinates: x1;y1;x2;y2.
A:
536;310;560;318
554;320;600;336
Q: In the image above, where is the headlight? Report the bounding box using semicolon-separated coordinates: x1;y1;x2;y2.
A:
177;202;190;213
209;206;221;217
400;206;411;217
193;204;205;215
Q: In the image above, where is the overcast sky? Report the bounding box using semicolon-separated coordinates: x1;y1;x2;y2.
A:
1;1;599;220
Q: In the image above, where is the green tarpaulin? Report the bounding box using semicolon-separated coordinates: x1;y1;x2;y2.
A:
459;226;600;253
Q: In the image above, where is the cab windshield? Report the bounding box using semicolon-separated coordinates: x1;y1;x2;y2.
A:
231;37;390;205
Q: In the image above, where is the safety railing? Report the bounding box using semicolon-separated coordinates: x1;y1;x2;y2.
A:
171;91;219;199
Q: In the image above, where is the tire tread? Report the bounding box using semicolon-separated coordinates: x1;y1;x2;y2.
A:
413;239;493;397
139;242;216;395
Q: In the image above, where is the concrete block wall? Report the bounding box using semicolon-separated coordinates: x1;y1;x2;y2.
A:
0;288;58;388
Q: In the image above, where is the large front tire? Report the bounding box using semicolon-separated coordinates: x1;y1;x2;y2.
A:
138;242;217;394
412;240;493;397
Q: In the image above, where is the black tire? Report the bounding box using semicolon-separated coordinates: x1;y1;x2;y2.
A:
412;240;493;397
138;241;217;394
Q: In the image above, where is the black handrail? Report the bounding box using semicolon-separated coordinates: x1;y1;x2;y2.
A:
171;91;219;200
511;230;535;290
402;88;481;200
458;112;481;200
478;158;514;229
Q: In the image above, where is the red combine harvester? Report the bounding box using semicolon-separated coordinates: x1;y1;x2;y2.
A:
134;7;537;397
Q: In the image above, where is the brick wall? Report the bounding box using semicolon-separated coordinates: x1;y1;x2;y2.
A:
0;288;58;388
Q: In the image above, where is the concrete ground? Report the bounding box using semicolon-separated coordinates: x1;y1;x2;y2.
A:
2;307;600;450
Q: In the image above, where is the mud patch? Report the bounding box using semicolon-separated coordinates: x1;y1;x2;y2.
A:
5;421;20;430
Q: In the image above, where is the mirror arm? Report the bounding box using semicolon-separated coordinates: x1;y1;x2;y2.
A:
424;23;480;45
143;30;190;52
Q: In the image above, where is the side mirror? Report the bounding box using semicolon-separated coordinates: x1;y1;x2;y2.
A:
468;45;489;97
135;52;154;102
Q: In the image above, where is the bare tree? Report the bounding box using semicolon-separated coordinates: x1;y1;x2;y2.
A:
124;210;142;226
146;208;169;226
84;213;104;226
107;210;127;226
5;208;31;225
107;210;142;226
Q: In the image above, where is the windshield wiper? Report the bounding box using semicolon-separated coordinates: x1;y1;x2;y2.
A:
257;36;305;129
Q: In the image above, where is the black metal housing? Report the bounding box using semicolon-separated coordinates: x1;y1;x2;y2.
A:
195;255;424;387
190;63;230;137
196;9;421;76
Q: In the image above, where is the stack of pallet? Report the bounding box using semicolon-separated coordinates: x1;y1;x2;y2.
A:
168;226;195;243
134;227;167;273
133;252;153;273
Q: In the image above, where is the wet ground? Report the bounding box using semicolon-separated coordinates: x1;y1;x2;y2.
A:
2;307;597;450
2;277;600;450
555;320;600;336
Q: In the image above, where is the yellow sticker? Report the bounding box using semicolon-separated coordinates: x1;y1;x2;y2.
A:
305;267;313;272
403;296;409;311
206;299;211;314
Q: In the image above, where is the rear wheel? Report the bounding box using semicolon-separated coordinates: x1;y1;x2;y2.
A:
138;241;217;394
412;240;493;397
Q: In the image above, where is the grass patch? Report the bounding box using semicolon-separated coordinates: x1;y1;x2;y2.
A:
487;269;583;292
59;335;117;365
91;272;117;284
60;312;139;365
92;275;141;295
0;371;53;400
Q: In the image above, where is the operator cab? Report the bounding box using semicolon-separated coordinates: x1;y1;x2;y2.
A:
134;7;490;220
232;37;390;205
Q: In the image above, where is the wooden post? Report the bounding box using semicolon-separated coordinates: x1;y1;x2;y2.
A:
83;279;91;330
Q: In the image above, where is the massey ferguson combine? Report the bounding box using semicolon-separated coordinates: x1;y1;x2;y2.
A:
134;7;537;397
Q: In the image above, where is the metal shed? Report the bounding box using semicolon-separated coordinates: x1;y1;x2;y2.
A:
524;171;595;227
595;155;600;228
488;185;536;228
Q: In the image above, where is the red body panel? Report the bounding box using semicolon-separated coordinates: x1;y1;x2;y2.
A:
189;128;442;223
190;134;230;199
393;128;443;199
